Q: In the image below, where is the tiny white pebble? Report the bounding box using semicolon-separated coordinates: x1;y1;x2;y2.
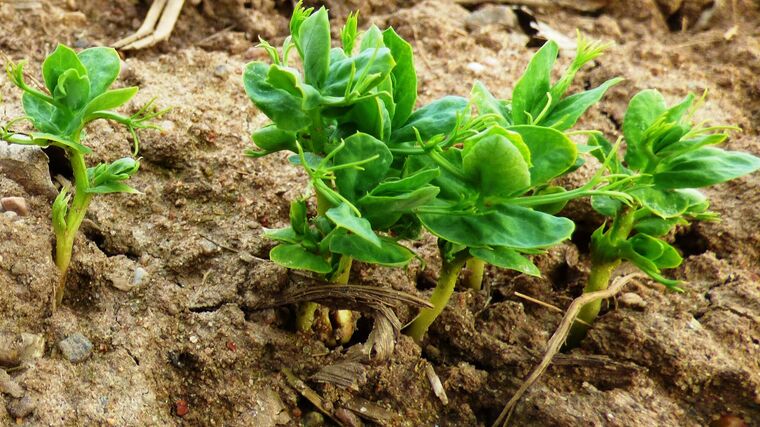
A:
189;335;199;344
467;62;486;74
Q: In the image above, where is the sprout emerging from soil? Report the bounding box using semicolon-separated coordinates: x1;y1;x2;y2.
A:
567;90;760;345
1;45;165;310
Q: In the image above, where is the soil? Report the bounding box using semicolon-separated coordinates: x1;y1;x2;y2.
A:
1;0;759;426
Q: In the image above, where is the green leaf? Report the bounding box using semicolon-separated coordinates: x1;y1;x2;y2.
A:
542;77;622;131
471;81;510;126
341;12;359;54
531;185;568;215
371;168;440;195
243;62;311;131
512;40;558;125
383;27;417;129
42;44;87;94
359;186;439;229
628;234;682;269
391;96;468;144
470;246;540;276
329;230;415;267
83;87;138;118
419;204;574;249
333;132;393;201
299;7;331;87
654;147;760;189
290;199;309;235
264;227;300;244
325;203;381;247
509;125;577;186
78;47;121;100
463;127;531;199
656;133;727;159
270;243;332;274
22;93;60;134
630;187;690;218
591;195;621;216
87;157;140;193
633;216;681;236
53;69;90;110
344;96;391;141
322;47;395;97
249;125;297;155
623;90;666;169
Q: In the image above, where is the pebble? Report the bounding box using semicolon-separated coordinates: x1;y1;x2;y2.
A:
301;411;325;427
467;62;486;74
1;197;28;216
465;5;518;32
58;333;93;363
0;369;24;398
199;239;219;255
3;211;17;221
618;292;647;309
175;399;189;417
214;64;230;79
6;395;35;419
133;267;148;287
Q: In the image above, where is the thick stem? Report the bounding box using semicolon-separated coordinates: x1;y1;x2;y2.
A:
566;208;635;345
406;252;469;343
53;149;92;310
464;258;485;291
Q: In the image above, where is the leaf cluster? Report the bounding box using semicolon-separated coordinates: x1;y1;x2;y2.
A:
244;5;623;278
588;90;760;288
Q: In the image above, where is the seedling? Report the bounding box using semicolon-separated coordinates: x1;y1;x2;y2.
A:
568;89;760;344
461;33;624;291
1;45;164;310
244;4;440;344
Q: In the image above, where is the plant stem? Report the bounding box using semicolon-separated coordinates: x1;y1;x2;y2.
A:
406;251;470;343
464;258;485;291
53;149;92;310
567;208;635;345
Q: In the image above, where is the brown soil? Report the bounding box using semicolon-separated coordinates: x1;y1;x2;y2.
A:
1;0;759;426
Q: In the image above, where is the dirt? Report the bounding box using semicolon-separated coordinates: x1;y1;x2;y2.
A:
1;0;759;426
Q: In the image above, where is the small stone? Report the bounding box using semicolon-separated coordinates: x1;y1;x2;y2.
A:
6;395;35;419
189;335;199;344
467;62;486;74
618;292;647;309
3;211;17;220
58;333;93;363
199;239;218;255
214;64;230;78
73;38;90;49
710;414;748;427
301;411;325;427
0;369;24;398
1;197;28;216
465;5;518;32
132;267;148;287
175;399;189;417
334;408;362;427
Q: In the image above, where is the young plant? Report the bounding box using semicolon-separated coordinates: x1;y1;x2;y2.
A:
1;45;163;310
568;89;760;344
244;5;439;344
460;33;624;291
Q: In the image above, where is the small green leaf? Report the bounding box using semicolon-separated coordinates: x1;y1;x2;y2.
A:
264;227;300;243
591;195;621;216
83;87;138;118
325;203;381;247
463;127;531;199
471;81;510;126
470;246;540;276
249;125;297;155
53;69;90;110
78;47;121;100
623;89;666;169
42;44;87;94
531;185;568;215
383;27;417;129
322;47;395;97
391;96;468;144
270;243;332;274
630;187;690;218
371;168;440;195
509;125;577;186
542;77;622;131
512;40;558;125
329;230;414;267
299;7;331;87
243;62;311;132
359;186;439;229
654;147;760;189
633;216;681;236
333;132;393;201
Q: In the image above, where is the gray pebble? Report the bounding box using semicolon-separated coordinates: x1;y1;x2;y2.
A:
0;369;24;398
3;211;17;221
465;5;518;32
214;64;230;78
1;197;28;216
7;395;35;418
618;292;647;310
199;239;219;255
133;267;148;287
58;333;93;363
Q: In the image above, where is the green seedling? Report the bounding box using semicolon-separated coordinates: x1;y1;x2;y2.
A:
244;4;441;344
460;33;624;291
567;89;760;344
1;45;164;310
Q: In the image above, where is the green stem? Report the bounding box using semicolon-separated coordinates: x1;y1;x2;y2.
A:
464;258;485;291
567;208;635;345
53;149;92;310
406;251;470;343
